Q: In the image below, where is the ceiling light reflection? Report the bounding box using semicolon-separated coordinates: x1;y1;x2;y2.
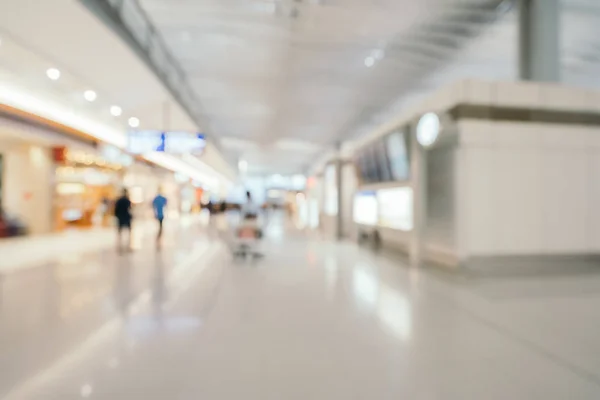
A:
364;56;375;67
353;268;379;310
377;287;412;341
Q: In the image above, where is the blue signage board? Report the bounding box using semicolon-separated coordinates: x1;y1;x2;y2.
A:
128;130;206;155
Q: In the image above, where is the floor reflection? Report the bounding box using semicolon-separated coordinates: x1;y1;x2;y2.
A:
350;261;412;341
114;255;133;318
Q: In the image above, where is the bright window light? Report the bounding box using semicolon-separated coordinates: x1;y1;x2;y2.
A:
238;159;248;173
110;105;122;117
128;117;140;128
83;90;97;102
46;68;61;80
364;56;375;67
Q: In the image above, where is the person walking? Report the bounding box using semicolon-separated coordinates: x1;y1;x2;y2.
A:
152;189;168;243
114;188;133;251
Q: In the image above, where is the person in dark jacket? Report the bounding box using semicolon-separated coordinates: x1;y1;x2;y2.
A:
114;188;133;251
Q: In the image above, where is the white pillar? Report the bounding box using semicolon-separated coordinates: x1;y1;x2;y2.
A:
335;158;343;240
410;126;427;267
518;0;560;82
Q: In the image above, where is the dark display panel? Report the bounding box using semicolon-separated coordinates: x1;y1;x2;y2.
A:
355;128;411;185
385;130;410;181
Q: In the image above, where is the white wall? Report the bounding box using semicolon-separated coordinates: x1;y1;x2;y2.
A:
460;120;600;256
426;143;457;256
0;142;54;234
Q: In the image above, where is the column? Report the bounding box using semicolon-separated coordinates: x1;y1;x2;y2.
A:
518;0;560;82
335;148;343;240
409;124;427;267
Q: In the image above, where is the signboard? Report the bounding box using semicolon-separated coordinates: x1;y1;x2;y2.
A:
353;191;378;226
128;130;206;155
377;187;413;231
52;146;68;163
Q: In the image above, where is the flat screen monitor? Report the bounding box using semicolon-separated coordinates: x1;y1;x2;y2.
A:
374;138;392;182
353;191;378;226
377;187;413;231
128;130;206;155
385;131;410;181
364;145;380;183
354;154;369;184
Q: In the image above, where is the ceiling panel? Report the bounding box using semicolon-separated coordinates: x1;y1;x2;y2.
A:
133;0;600;175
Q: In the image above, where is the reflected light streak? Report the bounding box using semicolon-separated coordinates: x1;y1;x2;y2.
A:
352;267;379;310
377;286;412;341
2;243;217;400
324;255;338;292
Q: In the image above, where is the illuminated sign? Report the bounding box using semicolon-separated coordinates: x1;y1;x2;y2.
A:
128;130;206;155
416;112;440;147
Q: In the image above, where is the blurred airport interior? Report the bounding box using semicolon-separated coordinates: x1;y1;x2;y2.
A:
2;0;600;399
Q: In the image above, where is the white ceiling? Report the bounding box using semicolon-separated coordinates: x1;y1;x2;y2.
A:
132;0;600;175
136;0;512;175
2;0;600;178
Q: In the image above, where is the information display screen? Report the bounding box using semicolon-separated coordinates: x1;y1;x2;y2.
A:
374;138;392;182
354;154;369;184
377;187;413;231
353;191;378;226
364;145;381;183
128;130;163;154
128;130;206;155
385;131;410;181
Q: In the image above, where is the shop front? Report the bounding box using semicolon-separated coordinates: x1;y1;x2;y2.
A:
53;147;127;231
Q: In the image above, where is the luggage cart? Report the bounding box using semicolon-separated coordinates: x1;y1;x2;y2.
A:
232;217;263;260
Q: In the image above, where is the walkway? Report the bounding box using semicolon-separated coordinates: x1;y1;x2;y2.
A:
1;213;600;399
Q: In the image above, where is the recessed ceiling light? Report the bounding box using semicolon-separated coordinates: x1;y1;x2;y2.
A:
364;56;375;67
83;90;97;102
372;49;385;60
46;68;61;80
128;117;140;128
110;105;122;117
80;384;93;398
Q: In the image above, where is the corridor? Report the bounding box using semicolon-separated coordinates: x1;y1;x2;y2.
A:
1;215;600;399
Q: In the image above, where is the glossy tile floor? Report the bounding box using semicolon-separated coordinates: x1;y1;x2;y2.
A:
1;213;600;399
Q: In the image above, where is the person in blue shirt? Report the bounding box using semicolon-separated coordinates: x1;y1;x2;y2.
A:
152;189;168;242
